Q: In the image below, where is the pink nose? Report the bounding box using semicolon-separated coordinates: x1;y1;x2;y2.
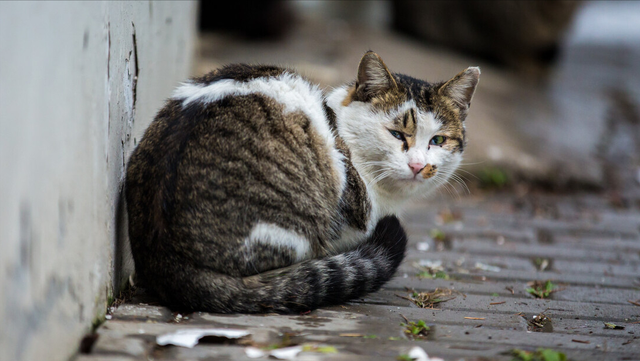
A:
408;162;425;175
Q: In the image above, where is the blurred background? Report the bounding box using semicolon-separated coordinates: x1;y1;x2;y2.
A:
195;0;640;197
1;1;639;361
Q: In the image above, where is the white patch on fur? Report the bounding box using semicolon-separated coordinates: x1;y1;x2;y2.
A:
245;222;311;262
173;73;347;195
330;225;370;254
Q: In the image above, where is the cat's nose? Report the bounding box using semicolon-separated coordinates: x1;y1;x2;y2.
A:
408;162;425;175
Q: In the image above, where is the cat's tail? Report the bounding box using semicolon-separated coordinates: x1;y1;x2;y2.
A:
154;216;407;314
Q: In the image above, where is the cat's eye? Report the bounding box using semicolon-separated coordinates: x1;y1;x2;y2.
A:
430;135;446;145
389;130;405;141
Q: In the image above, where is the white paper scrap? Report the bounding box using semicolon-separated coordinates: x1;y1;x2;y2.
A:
245;345;304;360
270;345;304;360
407;346;444;361
156;328;250;348
245;347;266;358
475;262;501;272
418;259;443;269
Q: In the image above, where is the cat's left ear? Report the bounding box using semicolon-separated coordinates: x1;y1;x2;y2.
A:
439;67;481;109
355;51;398;100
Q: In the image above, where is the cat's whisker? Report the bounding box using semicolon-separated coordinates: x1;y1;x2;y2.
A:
429;174;454;199
431;171;464;200
360;163;392;174
443;175;462;199
367;166;394;176
440;180;458;199
360;160;389;166
440;166;472;193
452;174;471;193
364;172;384;189
369;170;395;186
455;168;480;180
449;173;470;195
362;166;396;189
457;160;487;167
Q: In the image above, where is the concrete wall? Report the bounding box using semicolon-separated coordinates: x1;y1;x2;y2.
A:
0;2;197;360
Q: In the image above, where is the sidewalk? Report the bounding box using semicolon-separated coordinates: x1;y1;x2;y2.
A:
75;184;640;361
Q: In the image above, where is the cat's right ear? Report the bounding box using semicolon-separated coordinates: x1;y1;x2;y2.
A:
355;51;398;101
438;67;481;109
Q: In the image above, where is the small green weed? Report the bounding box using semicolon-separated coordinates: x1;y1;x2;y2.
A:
604;322;625;330
264;333;295;350
399;288;458;309
401;319;431;339
526;280;561;299
430;228;447;241
479;167;510;189
511;348;567;361
417;270;450;280
302;345;337;354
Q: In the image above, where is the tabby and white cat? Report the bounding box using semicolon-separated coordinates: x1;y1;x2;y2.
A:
125;51;479;313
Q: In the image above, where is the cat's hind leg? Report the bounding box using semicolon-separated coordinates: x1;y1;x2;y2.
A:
237;222;313;275
149;216;407;313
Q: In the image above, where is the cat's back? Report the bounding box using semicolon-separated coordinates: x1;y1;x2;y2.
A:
125;64;346;267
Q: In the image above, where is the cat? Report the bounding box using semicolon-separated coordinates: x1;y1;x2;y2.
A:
125;51;479;313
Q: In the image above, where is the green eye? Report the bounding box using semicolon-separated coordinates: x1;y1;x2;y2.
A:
430;135;446;145
389;129;405;141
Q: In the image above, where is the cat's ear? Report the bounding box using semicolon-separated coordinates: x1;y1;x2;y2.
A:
355;51;398;100
439;67;480;109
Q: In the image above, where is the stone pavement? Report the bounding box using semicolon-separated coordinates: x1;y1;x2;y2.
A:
75;185;640;361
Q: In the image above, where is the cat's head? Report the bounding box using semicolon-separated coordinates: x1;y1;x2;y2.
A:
328;51;480;201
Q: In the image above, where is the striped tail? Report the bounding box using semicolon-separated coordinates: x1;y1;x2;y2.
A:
154;216;407;313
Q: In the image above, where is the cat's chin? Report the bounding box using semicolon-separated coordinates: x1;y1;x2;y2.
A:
400;173;435;184
377;176;429;198
398;177;425;185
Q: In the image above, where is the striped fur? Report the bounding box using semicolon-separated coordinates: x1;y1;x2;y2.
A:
125;53;479;313
145;216;406;313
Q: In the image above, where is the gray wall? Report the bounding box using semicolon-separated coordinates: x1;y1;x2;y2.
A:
0;2;197;360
